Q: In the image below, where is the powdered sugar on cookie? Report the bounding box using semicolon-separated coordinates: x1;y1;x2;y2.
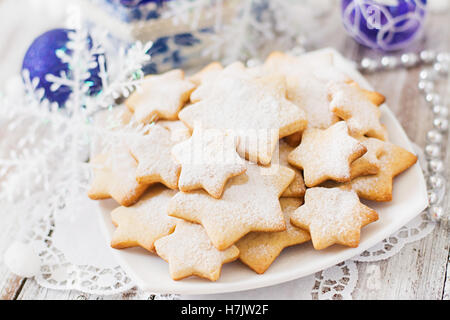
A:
236;197;310;274
110;186;179;252
329;82;388;140
179;64;307;165
88;151;149;206
172;127;246;198
168;162;294;250
125;69;195;123
291;187;378;250
154;220;239;281
288;121;367;187
130;124;181;189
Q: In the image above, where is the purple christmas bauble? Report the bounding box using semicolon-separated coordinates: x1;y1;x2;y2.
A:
341;0;427;51
22;28;103;106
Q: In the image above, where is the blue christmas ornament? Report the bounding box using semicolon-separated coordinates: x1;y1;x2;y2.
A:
341;0;427;51
22;28;103;106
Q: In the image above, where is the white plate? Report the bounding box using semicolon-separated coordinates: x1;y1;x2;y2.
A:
97;48;428;295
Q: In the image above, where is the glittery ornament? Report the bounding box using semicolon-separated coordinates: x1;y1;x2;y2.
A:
341;0;427;51
21;28;103;107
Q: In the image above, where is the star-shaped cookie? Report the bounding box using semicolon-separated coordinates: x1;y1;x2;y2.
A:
130;124;181;189
158;120;192;143
279;141;306;198
350;136;385;179
263;51;345;129
347;80;386;106
172;127;246;198
178;64;307;165
328;82;388;140
168;162;295;250
189;62;245;103
154;220;239;281
290;187;378;250
288;121;367;187
110;186;179;252
188;62;223;87
236;198;311;274
125;69;195;123
87;151;149;206
345;142;417;201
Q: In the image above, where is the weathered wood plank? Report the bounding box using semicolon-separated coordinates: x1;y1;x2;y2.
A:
17;279;149;300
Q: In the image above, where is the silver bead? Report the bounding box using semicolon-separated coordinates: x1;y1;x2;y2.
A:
425;144;441;158
419;68;437;80
428;159;445;173
427;129;443;143
432;105;449;118
428;174;445;189
400;53;419;67
428;205;445;222
433;62;449;75
420;50;436;63
428;190;438;205
425;93;441;105
436;52;450;64
381;56;398;69
418;80;434;92
433;117;448;131
360;58;377;72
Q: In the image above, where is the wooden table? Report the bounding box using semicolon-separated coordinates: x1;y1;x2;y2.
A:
0;2;449;300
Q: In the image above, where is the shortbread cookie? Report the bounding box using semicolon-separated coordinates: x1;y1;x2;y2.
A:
347;80;386;106
168;162;295;250
110;186;178;252
284;132;302;148
179;64;308;165
125;69;195;123
291;187;378;250
189;62;223;87
264;51;342;129
154;220;239;281
279;141;306;198
236;198;310;274
158;120;192;143
189;62;246;103
88;151;149;206
345;142;417;201
288;121;367;187
130;124;181;189
329;82;388;140
172;128;246;198
350;136;385;179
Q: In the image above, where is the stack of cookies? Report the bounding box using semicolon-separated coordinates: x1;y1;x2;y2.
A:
88;50;418;281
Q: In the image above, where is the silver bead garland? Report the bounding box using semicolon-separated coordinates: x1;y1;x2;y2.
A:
358;50;449;223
